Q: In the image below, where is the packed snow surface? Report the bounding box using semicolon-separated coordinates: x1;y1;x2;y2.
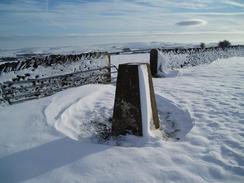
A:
0;56;243;183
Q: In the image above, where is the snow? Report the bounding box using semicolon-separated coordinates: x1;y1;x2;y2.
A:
111;53;149;67
138;64;154;138
157;51;180;77
45;85;114;141
0;54;244;183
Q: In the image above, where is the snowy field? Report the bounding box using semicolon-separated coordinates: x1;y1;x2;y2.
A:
0;55;244;183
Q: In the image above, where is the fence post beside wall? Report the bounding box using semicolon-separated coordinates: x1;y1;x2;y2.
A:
150;49;158;77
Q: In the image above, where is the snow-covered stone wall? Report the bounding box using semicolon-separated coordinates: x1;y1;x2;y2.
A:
0;52;112;104
151;46;244;76
0;52;110;82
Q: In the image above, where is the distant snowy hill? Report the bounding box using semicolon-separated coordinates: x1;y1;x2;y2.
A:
0;55;243;183
0;42;210;58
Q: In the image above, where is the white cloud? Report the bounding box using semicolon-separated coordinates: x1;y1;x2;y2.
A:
223;0;244;8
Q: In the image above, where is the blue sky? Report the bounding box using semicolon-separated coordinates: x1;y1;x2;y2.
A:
0;0;244;48
0;0;244;36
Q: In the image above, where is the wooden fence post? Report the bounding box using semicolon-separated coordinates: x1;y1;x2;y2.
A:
150;49;158;77
105;52;111;83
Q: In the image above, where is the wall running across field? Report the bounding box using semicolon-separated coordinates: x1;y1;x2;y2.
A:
150;45;244;76
0;52;113;104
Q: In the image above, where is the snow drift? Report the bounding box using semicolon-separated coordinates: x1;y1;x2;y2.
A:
44;84;192;142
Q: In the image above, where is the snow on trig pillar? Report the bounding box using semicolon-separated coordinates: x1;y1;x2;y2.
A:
112;63;160;137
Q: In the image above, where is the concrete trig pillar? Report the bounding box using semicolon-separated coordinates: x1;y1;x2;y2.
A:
112;63;159;137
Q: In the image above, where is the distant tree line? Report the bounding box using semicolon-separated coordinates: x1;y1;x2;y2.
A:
200;40;231;49
218;40;231;48
200;42;205;49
